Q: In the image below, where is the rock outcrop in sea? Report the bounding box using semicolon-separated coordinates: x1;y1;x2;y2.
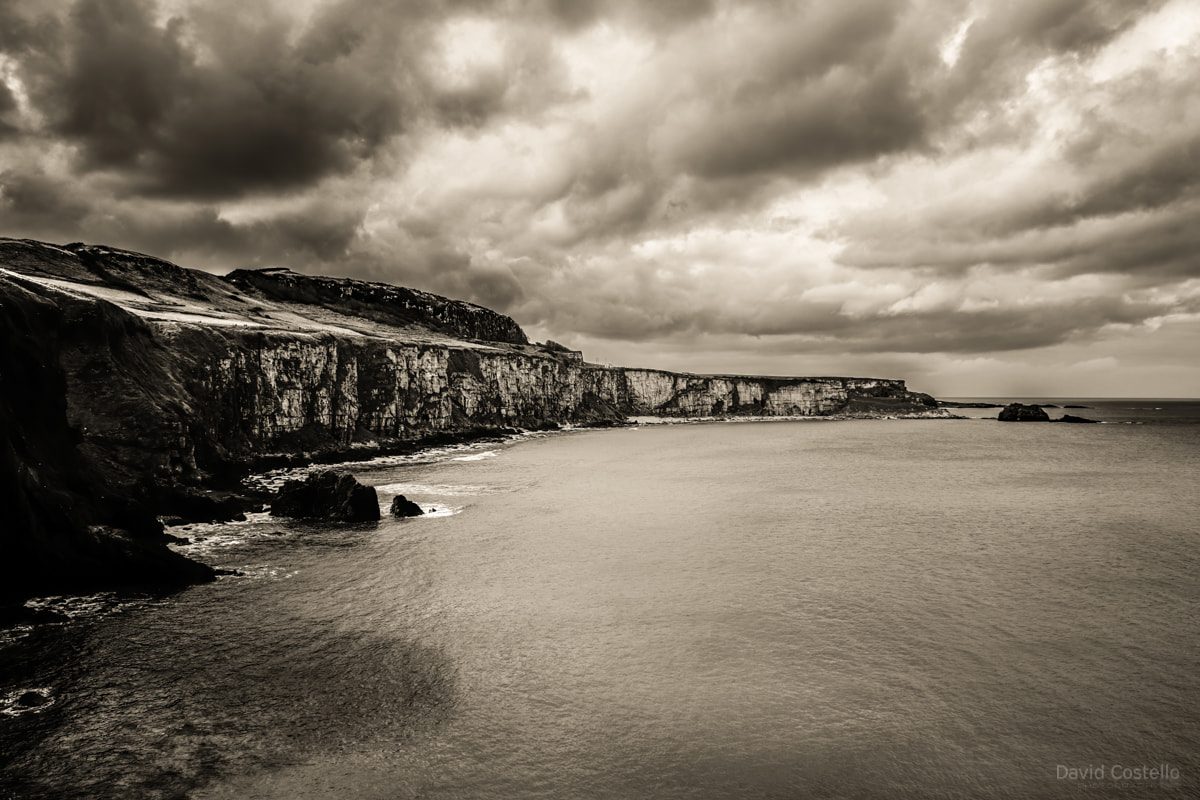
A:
390;495;425;518
0;237;947;600
998;403;1051;422
270;470;380;522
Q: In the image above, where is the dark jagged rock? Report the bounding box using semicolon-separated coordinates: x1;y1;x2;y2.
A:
0;605;68;627
140;485;249;524
998;403;1050;422
270;471;380;522
0;272;215;602
1054;414;1099;423
16;691;48;708
390;495;424;518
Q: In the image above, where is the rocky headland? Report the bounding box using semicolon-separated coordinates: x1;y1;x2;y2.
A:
1;237;946;601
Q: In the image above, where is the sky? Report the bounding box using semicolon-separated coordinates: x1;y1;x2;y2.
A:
2;0;1199;398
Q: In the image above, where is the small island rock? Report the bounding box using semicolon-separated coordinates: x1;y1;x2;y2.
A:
270;471;380;522
1053;414;1099;423
390;495;424;518
998;403;1050;422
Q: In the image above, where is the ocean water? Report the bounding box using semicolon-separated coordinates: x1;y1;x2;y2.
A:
2;400;1199;799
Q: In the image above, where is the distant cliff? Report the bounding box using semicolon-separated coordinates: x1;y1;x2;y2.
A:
0;237;944;600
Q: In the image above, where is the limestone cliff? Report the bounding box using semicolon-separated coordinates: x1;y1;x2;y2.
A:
0;237;943;598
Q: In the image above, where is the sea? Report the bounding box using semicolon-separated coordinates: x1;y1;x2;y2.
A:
2;399;1198;799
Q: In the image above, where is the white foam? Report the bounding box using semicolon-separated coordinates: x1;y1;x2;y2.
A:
375;482;487;496
422;506;462;518
388;504;462;519
453;450;498;461
167;515;289;556
226;565;300;581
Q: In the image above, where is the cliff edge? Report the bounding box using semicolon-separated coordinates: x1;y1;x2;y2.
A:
0;237;944;600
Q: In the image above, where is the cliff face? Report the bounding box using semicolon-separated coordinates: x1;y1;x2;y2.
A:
169;336;936;467
0;272;214;602
617;370;923;417
0;237;942;598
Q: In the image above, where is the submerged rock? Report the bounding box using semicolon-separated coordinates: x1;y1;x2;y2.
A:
390;495;424;518
17;691;47;708
270;471;380;522
1054;414;1099;423
998;403;1050;422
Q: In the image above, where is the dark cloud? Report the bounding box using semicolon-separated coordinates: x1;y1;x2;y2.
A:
670;1;931;179
0;84;17;136
534;0;717;33
1070;133;1200;220
676;61;927;179
0;167;89;231
0;1;59;55
804;300;1178;356
100;198;371;271
947;0;1156;105
51;0;190;167
961;0;1147;59
11;0;415;199
839;202;1200;282
521;270;1191;356
1054;203;1200;279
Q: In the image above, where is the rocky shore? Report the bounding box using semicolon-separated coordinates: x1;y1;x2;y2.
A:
1;237;947;601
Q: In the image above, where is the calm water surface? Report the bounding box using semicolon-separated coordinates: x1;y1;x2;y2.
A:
3;401;1199;799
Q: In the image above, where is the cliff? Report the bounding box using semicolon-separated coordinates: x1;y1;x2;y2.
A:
0;269;215;602
0;237;943;599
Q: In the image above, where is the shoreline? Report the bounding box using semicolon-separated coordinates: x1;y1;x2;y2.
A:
1;409;949;627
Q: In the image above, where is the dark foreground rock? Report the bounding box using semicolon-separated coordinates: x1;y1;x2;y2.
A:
270;471;380;522
390;495;424;518
0;275;215;603
1054;414;1099;423
998;403;1050;422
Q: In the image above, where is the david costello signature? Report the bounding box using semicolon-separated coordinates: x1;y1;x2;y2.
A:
1057;763;1181;786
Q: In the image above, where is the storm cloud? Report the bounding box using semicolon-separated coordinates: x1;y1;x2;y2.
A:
3;0;1199;395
